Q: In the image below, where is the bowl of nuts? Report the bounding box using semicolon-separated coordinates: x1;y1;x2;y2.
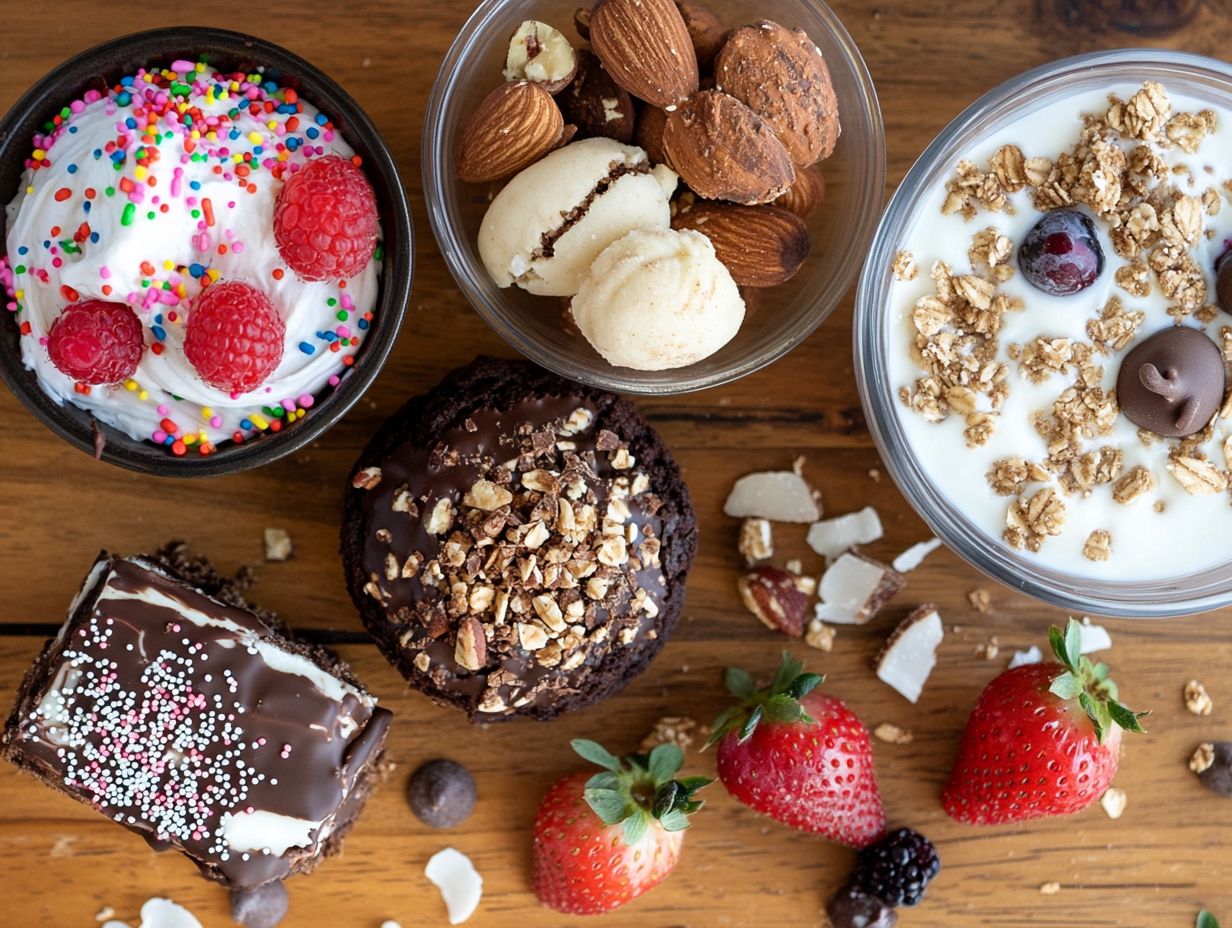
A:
423;0;884;393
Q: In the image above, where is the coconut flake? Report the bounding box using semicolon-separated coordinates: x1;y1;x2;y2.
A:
136;899;203;928
806;507;884;561
426;848;483;924
1007;645;1043;668
724;471;820;522
875;605;944;703
815;552;905;624
891;537;943;572
1078;619;1112;654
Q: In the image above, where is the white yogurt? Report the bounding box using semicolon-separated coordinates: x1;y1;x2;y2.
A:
1;61;381;455
888;84;1232;580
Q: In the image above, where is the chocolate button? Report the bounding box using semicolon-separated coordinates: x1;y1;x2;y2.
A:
1116;326;1225;438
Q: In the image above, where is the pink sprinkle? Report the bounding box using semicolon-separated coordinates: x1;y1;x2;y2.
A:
297;394;314;408
336;326;351;338
232;242;244;255
99;266;111;279
156;404;169;415
209;415;222;428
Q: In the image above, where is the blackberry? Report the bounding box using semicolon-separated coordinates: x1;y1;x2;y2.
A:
852;827;940;907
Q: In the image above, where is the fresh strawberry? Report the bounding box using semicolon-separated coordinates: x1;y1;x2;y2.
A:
46;299;144;384
274;154;379;281
942;617;1148;825
532;739;710;915
183;280;285;394
706;652;885;848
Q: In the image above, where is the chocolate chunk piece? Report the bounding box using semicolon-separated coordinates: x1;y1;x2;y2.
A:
1115;326;1225;437
231;881;289;928
2;554;392;890
1196;741;1232;797
408;759;478;828
826;881;897;928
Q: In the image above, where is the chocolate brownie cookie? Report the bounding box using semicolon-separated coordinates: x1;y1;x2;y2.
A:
2;547;392;890
341;357;697;721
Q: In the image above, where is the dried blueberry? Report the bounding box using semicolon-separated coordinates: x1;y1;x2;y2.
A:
408;759;477;828
1017;209;1104;295
230;881;289;928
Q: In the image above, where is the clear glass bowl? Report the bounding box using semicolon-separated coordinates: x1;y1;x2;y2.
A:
855;49;1232;618
423;0;883;394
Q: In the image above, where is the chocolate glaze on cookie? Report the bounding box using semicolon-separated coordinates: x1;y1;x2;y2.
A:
342;357;697;721
2;553;391;889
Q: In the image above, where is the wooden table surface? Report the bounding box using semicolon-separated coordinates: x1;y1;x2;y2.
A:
2;1;1230;926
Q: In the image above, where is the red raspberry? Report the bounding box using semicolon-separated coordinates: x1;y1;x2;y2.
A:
184;281;285;394
46;299;144;384
274;154;379;281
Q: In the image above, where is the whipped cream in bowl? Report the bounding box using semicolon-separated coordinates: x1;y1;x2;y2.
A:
0;28;412;475
856;50;1232;617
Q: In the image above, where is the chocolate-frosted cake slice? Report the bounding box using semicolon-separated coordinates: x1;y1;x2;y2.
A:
2;553;391;890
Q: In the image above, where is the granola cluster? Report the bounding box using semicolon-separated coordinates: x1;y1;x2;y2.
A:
360;406;666;715
898;82;1232;562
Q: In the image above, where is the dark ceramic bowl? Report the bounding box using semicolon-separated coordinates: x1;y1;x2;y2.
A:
0;27;413;476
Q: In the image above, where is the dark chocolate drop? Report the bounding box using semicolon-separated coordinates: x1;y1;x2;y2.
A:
408;759;477;828
825;882;897;928
1116;326;1225;438
1215;249;1232;316
1197;741;1232;798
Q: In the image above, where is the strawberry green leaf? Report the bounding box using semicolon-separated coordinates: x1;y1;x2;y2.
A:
585;771;621;792
1048;625;1069;668
1197;911;1220;928
763;694;807;723
1064;619;1082;667
652;780;679;818
622;810;649;846
573;739;622;772
1049;672;1083;701
738;705;764;743
647;744;684;784
1108;699;1149;734
677;775;712;792
584;787;633;825
725;666;756;700
770;652;804;694
658;809;690;832
786;672;825;700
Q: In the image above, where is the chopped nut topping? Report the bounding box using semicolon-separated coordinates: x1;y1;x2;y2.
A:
1082;529;1112;562
426;498;455;535
463;479;514;511
737;518;774;566
804;618;835;652
872;723;914;745
1190;742;1216;774
1184;679;1214;716
968;588;991;612
639;716;702;753
351;466;382;490
1100;787;1128;819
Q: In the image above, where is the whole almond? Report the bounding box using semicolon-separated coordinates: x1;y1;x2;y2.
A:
635;103;669;164
773;163;826;217
715;20;840;166
590;0;700;108
676;1;727;68
456;81;566;183
558;49;635;143
662;89;795;204
672;201;810;287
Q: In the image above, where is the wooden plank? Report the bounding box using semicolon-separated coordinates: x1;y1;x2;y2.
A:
1;2;1230;925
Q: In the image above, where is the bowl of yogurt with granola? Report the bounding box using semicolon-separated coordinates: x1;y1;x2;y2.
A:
0;27;412;475
856;50;1232;617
